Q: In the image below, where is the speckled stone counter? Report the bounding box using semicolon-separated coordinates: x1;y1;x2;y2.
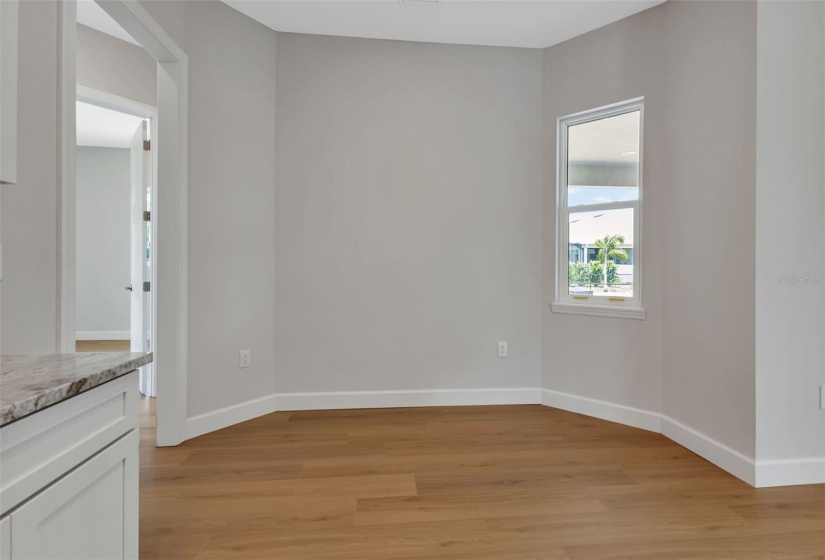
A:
0;353;153;426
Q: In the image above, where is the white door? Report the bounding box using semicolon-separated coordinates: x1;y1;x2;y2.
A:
10;431;138;559
129;121;154;396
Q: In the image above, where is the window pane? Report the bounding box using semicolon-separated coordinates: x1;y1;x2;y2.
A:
567;111;640;207
567;208;634;298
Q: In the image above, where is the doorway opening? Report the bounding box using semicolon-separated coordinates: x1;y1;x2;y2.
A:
74;95;156;399
60;0;189;446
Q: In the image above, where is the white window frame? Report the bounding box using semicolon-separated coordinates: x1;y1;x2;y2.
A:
552;98;646;320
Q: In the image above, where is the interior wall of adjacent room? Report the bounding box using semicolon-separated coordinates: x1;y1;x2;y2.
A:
75;147;131;337
0;0;59;354
541;5;666;414
76;23;157;105
661;0;757;458
274;33;543;394
755;0;825;464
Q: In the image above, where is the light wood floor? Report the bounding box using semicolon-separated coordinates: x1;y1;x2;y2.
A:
138;399;825;559
76;339;131;352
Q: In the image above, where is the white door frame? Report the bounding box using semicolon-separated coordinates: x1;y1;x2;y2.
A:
77;85;157;120
57;0;189;446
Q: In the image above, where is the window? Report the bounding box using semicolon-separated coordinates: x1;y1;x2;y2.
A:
553;98;645;320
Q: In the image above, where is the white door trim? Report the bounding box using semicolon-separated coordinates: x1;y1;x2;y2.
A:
56;0;76;354
77;84;157;119
58;0;189;447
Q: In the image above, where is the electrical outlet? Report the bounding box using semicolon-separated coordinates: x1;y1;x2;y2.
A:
498;341;508;358
239;349;251;369
820;386;825;410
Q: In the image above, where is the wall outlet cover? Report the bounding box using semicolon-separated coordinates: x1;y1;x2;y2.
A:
239;349;251;369
498;341;508;358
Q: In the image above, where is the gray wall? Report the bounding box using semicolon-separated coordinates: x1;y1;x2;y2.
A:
1;0;279;421
541;5;666;415
75;147;131;335
1;0;59;354
661;0;757;458
76;23;157;105
1;4;158;354
755;0;825;464
542;0;758;458
75;0;279;418
185;1;278;417
274;34;543;393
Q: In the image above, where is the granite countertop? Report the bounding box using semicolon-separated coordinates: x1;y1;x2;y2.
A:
0;352;153;426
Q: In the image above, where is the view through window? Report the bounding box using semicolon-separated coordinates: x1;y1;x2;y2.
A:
556;99;643;315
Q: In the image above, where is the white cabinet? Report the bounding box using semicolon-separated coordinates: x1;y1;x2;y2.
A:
0;373;139;559
0;0;18;184
10;432;137;559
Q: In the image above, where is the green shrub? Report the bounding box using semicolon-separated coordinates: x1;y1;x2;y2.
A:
588;262;603;285
568;262;589;285
607;261;620;284
568;261;621;285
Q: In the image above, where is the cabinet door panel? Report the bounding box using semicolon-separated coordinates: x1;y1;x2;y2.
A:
10;431;138;560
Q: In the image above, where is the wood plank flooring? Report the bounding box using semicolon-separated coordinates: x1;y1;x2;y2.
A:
76;339;131;352
139;399;825;559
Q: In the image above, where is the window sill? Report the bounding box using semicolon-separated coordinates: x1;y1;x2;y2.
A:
551;302;646;320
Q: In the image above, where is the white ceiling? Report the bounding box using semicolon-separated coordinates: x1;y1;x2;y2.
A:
77;101;144;148
221;0;664;49
76;0;140;45
77;0;664;50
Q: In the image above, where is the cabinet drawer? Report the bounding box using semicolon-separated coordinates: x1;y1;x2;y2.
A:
0;372;138;515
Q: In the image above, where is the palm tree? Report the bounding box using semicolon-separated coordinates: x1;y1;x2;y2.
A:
594;234;629;291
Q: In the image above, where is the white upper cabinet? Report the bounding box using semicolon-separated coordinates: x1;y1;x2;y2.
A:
0;0;18;185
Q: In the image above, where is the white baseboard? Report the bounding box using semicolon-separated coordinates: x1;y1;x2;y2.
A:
755;457;825;487
184;384;823;489
75;331;130;341
660;415;756;486
187;393;278;440
186;387;541;440
542;388;757;486
540;389;662;432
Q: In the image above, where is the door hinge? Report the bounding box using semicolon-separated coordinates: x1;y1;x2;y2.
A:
143;139;151;151
143;281;150;292
143;210;151;222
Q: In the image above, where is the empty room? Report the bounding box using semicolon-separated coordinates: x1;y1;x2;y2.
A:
0;0;823;559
